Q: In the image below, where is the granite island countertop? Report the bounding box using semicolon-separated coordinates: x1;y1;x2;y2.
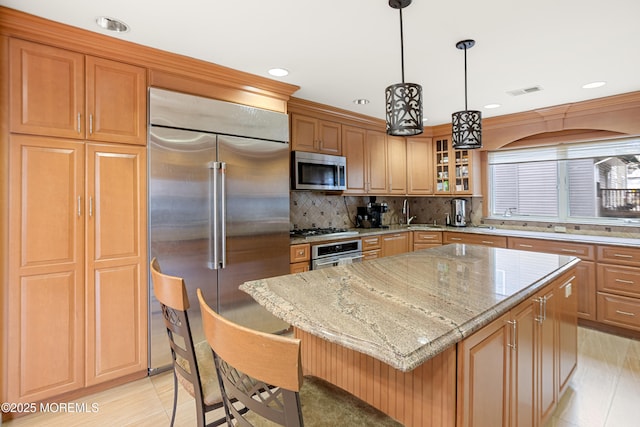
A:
240;244;580;372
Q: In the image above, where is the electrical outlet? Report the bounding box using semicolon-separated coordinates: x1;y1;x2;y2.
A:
554;226;567;233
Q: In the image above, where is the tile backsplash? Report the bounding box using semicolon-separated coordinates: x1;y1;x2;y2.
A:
290;192;481;230
290;192;639;239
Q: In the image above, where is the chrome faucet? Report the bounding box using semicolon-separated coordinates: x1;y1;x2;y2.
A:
402;199;416;225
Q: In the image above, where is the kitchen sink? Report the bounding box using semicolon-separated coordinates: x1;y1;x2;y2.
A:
406;224;445;230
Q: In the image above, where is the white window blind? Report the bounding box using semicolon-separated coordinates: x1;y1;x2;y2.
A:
491;161;558;216
568;159;597;217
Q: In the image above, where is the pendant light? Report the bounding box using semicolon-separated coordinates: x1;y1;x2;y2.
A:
385;0;423;136
452;39;482;149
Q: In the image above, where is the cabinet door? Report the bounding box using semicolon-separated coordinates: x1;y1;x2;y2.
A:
342;125;367;194
381;232;409;257
290;114;317;152
387;135;406;194
366;130;387;193
8;135;85;402
10;38;84;138
407;137;433;195
457;313;511;427
576;260;596;320
434;137;451;194
317;120;341;154
85;143;147;385
86;56;147;145
511;299;536;427
537;286;558;426
557;273;578;395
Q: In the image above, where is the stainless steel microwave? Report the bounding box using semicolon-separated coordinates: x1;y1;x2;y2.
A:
292;151;346;191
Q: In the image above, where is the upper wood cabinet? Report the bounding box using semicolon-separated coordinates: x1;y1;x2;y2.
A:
407;137;434;195
342;125;367;193
10;38;147;145
433;135;478;195
290;113;341;155
342;126;388;194
387;135;407;194
366;130;388;194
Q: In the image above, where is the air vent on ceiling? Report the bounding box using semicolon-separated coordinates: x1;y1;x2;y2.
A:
507;85;543;96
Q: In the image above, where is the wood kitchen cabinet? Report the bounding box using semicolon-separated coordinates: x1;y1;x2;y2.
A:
381;232;409;257
290;243;310;273
406;136;434;195
361;235;382;260
10;38;147;145
342;126;388;194
386;135;407;194
508;237;597;321
458;269;575;427
290;113;341;155
596;245;640;331
85;143;148;386
7;135;85;402
342;125;367;193
412;231;442;250
433;135;478;195
443;231;507;248
7;135;148;402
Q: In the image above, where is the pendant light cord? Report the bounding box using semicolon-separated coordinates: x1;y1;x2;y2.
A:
463;46;468;110
399;8;405;83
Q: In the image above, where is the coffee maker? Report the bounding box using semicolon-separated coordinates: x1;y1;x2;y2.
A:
356;197;388;228
451;198;467;227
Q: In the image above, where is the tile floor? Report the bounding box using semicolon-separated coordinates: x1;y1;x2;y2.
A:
3;326;638;426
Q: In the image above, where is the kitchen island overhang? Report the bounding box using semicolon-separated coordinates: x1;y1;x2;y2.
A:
240;244;580;372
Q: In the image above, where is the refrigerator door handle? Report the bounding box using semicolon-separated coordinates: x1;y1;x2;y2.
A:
220;161;227;269
208;161;222;270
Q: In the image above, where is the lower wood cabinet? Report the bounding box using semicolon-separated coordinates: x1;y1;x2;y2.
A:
7;135;147;402
381;232;409;257
443;231;507;248
289;243;310;273
596;245;640;331
361;235;381;260
509;237;597;321
412;231;442;251
457;269;577;427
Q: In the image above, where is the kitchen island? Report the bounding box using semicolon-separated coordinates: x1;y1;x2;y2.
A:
241;244;580;426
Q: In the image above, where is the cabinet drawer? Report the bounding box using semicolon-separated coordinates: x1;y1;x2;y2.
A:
443;232;507;248
597;292;640;331
290;243;310;263
290;261;310;274
362;249;381;261
508;238;595;261
597;264;640;297
413;231;442;244
597;245;640;267
361;235;381;251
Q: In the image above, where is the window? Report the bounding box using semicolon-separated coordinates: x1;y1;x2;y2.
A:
488;137;640;224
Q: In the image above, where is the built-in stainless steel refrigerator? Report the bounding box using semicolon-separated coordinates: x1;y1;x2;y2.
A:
148;88;290;373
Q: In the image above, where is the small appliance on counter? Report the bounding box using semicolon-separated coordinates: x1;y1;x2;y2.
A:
451;198;467;227
356;197;388;228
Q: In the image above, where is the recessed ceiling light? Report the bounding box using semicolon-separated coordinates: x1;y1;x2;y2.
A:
268;68;289;77
582;81;606;89
353;99;370;105
95;16;129;33
484;103;501;109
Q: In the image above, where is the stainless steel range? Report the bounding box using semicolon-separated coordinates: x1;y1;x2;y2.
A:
311;239;363;270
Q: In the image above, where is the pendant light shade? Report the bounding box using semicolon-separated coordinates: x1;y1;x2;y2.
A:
385;0;423;136
452;39;482;149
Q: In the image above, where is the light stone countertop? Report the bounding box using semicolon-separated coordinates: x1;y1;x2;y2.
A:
290;225;640;248
240;244;580;372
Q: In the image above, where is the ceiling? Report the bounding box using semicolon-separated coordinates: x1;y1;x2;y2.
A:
3;0;639;125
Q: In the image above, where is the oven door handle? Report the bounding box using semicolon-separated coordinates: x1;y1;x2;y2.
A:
314;254;363;266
